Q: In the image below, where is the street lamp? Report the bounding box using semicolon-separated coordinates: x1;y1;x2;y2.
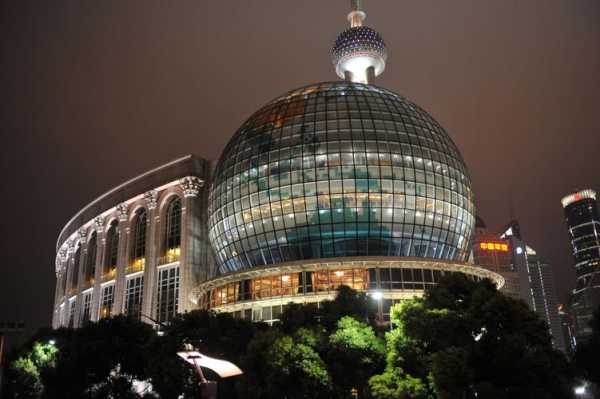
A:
48;339;56;346
369;291;384;327
575;385;586;396
370;291;383;300
177;343;243;399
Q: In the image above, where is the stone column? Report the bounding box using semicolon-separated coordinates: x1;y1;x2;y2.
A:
112;204;130;315
179;176;204;313
64;240;76;327
73;228;87;328
141;190;159;322
91;217;105;321
52;251;67;328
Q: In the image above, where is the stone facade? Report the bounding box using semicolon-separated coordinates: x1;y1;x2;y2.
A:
52;155;213;328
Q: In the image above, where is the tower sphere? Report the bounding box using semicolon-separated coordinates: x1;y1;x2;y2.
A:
208;82;475;274
332;26;387;83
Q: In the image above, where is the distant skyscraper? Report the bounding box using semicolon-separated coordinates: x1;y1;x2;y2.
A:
500;221;567;352
472;217;520;299
561;189;600;342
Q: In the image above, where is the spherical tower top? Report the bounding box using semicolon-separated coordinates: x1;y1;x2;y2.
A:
331;0;387;84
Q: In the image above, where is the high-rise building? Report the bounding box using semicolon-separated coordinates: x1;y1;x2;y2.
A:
52;1;505;327
500;221;567;352
561;189;600;343
472;217;519;299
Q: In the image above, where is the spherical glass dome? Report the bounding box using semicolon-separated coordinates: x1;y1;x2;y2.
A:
209;82;475;274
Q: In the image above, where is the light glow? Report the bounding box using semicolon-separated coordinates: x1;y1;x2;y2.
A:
479;242;508;252
177;351;243;378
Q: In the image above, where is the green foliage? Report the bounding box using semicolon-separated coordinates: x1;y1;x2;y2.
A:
328;316;385;397
370;274;574;399
318;285;372;330
240;327;332;399
6;341;58;398
369;367;430;399
3;282;577;399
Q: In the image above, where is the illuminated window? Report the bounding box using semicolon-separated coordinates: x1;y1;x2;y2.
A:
164;198;182;254
86;232;97;281
156;266;179;323
480;243;487;249
71;243;81;291
104;220;119;275
132;209;147;260
100;284;115;319
81;291;92;323
124;275;144;320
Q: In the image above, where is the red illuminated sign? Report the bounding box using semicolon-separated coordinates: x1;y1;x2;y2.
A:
479;242;508;252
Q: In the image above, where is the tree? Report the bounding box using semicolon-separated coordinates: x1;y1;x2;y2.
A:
318;285;373;331
145;310;259;399
240;328;332;399
370;274;574;399
43;316;155;399
328;316;385;398
4;341;58;399
575;304;600;389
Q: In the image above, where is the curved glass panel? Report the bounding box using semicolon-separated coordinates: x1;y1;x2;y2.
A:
209;82;475;273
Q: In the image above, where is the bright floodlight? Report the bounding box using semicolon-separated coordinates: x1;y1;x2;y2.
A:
575;386;586;395
371;291;383;300
177;351;243;379
48;340;56;345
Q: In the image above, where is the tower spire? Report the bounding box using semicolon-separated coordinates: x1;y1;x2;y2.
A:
348;0;366;27
331;0;388;84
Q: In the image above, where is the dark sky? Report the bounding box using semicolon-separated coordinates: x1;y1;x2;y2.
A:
1;0;599;339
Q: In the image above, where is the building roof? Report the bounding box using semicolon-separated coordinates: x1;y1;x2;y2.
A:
57;154;208;251
561;189;597;208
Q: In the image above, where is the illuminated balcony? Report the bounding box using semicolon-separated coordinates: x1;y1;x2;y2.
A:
157;247;180;266
101;267;117;282
82;277;95;290
126;257;145;275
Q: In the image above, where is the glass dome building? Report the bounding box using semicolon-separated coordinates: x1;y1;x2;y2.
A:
209;82;475;274
192;1;502;321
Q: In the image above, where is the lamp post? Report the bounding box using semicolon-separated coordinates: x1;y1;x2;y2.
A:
177;343;243;399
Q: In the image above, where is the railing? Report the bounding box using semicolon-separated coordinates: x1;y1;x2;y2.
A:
157;247;180;266
125;258;145;275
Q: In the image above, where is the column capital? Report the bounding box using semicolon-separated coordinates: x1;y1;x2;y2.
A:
116;203;129;222
179;176;204;198
78;227;88;243
144;190;158;210
94;216;105;233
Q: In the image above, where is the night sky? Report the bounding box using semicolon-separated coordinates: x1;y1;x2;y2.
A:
1;0;599;340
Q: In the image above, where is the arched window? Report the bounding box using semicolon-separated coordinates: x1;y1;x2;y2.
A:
131;209;147;272
86;232;97;281
71;244;81;290
104;220;119;276
133;209;147;259
164;197;181;256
